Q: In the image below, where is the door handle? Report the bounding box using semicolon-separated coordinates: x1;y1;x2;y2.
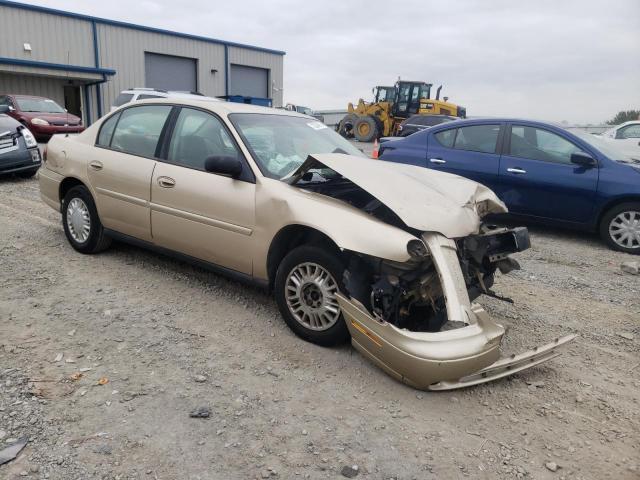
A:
429;158;446;164
89;161;103;171
157;176;176;188
507;167;527;174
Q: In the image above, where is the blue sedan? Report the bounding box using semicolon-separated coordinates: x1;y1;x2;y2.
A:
378;118;640;254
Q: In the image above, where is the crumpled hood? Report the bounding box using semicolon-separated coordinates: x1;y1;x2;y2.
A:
288;154;507;238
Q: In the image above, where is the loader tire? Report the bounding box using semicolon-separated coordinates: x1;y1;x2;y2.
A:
338;114;357;138
354;116;378;142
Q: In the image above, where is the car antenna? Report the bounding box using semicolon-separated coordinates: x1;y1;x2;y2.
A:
65;50;70;137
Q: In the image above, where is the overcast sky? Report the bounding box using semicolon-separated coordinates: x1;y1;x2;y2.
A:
30;0;640;124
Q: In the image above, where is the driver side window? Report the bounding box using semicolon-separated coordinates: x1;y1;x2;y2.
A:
167;108;240;171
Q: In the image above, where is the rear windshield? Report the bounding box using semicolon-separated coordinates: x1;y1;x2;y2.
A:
15;97;65;113
113;93;134;107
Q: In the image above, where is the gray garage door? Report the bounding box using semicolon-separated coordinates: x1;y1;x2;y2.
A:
229;64;268;98
145;52;197;92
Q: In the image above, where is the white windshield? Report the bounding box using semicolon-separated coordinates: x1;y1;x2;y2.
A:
229;113;365;179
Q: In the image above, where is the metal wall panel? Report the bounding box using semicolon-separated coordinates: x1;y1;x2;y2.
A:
0;72;68;108
0;5;94;67
97;24;226;112
228;47;284;107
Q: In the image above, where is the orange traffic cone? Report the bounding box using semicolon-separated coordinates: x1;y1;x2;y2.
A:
372;139;379;159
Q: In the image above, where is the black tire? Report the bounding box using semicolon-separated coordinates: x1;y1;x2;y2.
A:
62;185;112;254
338;114;357;138
599;202;640;254
16;168;38;179
274;245;350;347
354;116;378;142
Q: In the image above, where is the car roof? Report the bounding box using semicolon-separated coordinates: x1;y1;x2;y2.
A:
128;97;309;118
427;117;567;129
120;90;221;101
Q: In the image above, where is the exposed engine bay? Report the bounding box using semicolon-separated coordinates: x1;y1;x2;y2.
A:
342;226;530;332
298;172;531;332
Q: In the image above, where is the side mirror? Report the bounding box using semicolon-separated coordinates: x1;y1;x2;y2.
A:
570;152;597;168
204;155;243;178
0;105;9;114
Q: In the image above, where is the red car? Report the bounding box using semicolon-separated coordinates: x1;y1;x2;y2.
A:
0;94;84;142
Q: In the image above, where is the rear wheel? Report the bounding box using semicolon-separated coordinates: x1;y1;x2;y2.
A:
274;245;350;346
599;202;640;254
62;185;112;254
354;116;378;142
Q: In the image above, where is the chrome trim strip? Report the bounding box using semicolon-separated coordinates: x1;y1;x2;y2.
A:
95;187;148;207
150;202;252;236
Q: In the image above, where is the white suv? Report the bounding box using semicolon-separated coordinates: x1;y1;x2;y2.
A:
110;88;219;111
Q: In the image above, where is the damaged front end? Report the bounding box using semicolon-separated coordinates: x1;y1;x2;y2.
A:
288;154;575;390
338;227;575;390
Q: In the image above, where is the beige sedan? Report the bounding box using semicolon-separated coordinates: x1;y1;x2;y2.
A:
39;99;574;390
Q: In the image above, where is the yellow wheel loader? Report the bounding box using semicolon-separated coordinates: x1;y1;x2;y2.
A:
338;81;466;142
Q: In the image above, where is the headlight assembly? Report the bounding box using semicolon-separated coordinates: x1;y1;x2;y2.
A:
31;118;50;126
407;239;429;258
20;128;38;148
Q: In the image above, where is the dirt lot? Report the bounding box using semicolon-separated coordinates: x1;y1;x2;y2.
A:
1;175;638;480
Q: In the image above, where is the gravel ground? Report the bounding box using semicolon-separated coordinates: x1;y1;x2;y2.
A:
1;175;639;480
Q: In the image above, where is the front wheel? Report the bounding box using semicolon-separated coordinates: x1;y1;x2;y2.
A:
353;116;378;142
274;245;350;346
599;202;640;254
62;185;112;254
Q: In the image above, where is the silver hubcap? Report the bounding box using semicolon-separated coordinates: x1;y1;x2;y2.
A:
285;262;340;331
609;210;640;249
66;198;91;243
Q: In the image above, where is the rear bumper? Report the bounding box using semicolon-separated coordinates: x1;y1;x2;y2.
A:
38;166;63;211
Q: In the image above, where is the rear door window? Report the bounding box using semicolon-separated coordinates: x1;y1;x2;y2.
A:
110;105;172;158
454;125;500;153
434;128;456;148
96;112;120;147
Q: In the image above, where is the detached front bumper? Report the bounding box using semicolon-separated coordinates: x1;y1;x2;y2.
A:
338;231;576;391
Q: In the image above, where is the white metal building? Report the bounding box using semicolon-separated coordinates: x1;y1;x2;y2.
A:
0;0;285;124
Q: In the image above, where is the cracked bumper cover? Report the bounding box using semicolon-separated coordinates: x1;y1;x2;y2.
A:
337;231;576;390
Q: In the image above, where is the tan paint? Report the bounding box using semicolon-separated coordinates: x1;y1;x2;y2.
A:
150;162;256;274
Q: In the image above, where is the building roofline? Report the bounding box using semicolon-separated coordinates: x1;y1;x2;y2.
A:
0;56;117;76
0;0;286;56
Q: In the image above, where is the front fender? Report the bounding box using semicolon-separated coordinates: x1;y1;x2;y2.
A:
253;179;416;279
